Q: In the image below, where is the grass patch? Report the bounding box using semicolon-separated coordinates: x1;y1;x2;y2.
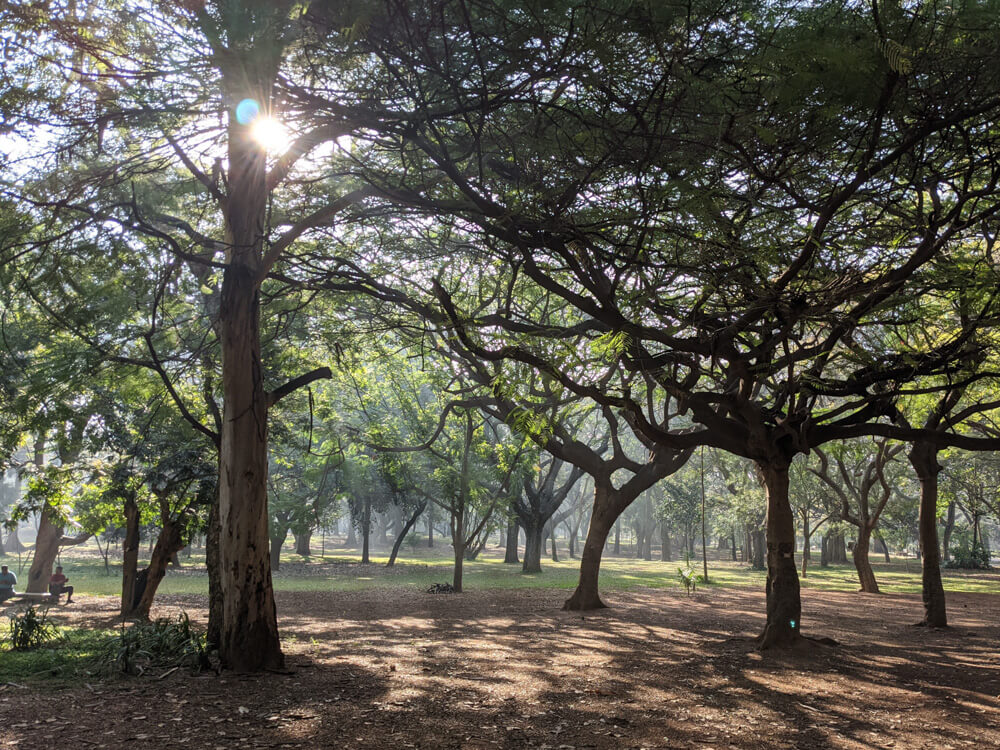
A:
0;627;109;685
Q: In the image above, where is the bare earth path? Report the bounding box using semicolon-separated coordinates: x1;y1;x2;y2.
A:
1;586;998;749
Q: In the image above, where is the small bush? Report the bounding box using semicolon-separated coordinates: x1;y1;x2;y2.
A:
945;538;991;570
678;567;698;595
100;613;210;675
6;606;62;651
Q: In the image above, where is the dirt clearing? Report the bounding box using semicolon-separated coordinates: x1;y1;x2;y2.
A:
1;585;998;749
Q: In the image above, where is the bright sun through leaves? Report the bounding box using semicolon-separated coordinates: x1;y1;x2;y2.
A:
250;117;290;153
235;98;290;153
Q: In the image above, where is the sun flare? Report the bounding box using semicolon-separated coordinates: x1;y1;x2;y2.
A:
250;116;291;154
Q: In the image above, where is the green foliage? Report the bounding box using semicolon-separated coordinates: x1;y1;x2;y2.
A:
945;536;991;570
100;613;209;676
5;606;62;651
677;566;698;596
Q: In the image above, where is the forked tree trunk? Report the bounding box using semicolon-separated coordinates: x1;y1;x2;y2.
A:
504;519;519;564
563;484;615;611
757;463;801;648
121;495;141;617
911;443;947;627
852;527;880;593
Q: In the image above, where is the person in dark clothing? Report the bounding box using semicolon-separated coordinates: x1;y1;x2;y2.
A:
49;566;74;603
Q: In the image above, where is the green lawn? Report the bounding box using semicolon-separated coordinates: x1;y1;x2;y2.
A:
4;544;997;598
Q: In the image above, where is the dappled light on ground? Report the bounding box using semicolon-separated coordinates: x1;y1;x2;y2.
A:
1;586;998;749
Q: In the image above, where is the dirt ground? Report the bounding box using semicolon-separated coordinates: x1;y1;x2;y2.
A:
1;584;999;750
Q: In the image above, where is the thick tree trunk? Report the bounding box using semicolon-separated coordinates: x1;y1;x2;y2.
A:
660;521;671;561
294;530;312;557
217;96;282;672
452;543;464;593
134;518;185;620
503;519;519;564
387;502;426;567
121;495;141;617
26;506;62;594
852;527;880;593
751;527;766;570
757;463;801;648
911;443;947;627
269;530;286;572
563;485;615;611
522;520;544;573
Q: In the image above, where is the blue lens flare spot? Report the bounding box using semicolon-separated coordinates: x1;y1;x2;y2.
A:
235;98;260;125
790;619;797;629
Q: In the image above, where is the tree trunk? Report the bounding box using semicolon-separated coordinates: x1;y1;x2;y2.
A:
426;508;433;547
503;518;519;564
563;485;615;611
26;506;62;594
660;521;671;561
941;501;956;561
550;526;559;562
121;495;141;617
361;495;371;564
216;88;282;672
294;529;312;557
730;530;737;562
387;501;425;567
911;443;947;627
757;463;801;648
134;518;185;620
852;526;880;593
874;530;891;563
751;527;766;570
522;520;544;573
269;530;286;572
801;522;811;579
567;523;577;559
452;540;464;593
206;488;223;649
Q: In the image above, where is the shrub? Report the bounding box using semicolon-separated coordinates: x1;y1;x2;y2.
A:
100;613;210;675
6;606;62;651
945;537;991;570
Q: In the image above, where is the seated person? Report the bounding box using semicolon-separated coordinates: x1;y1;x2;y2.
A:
48;566;74;603
0;565;16;602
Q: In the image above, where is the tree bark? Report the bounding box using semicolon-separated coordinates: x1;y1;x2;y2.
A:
910;443;947;627
852;526;880;593
550;526;559;562
121;495;141;617
660;521;671;561
206;488;223;650
387;501;426;567
503;518;519;564
757;463;801;648
216;80;282;671
269;529;286;572
941;501;956;561
751;527;766;570
26;506;62;594
361;496;372;563
133;516;185;620
522;520;544;573
294;529;312;557
563;484;615;611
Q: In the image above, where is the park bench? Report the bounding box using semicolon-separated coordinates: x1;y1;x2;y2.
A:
6;592;56;605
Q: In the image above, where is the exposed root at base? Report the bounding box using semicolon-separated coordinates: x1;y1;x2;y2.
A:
562;594;608;612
